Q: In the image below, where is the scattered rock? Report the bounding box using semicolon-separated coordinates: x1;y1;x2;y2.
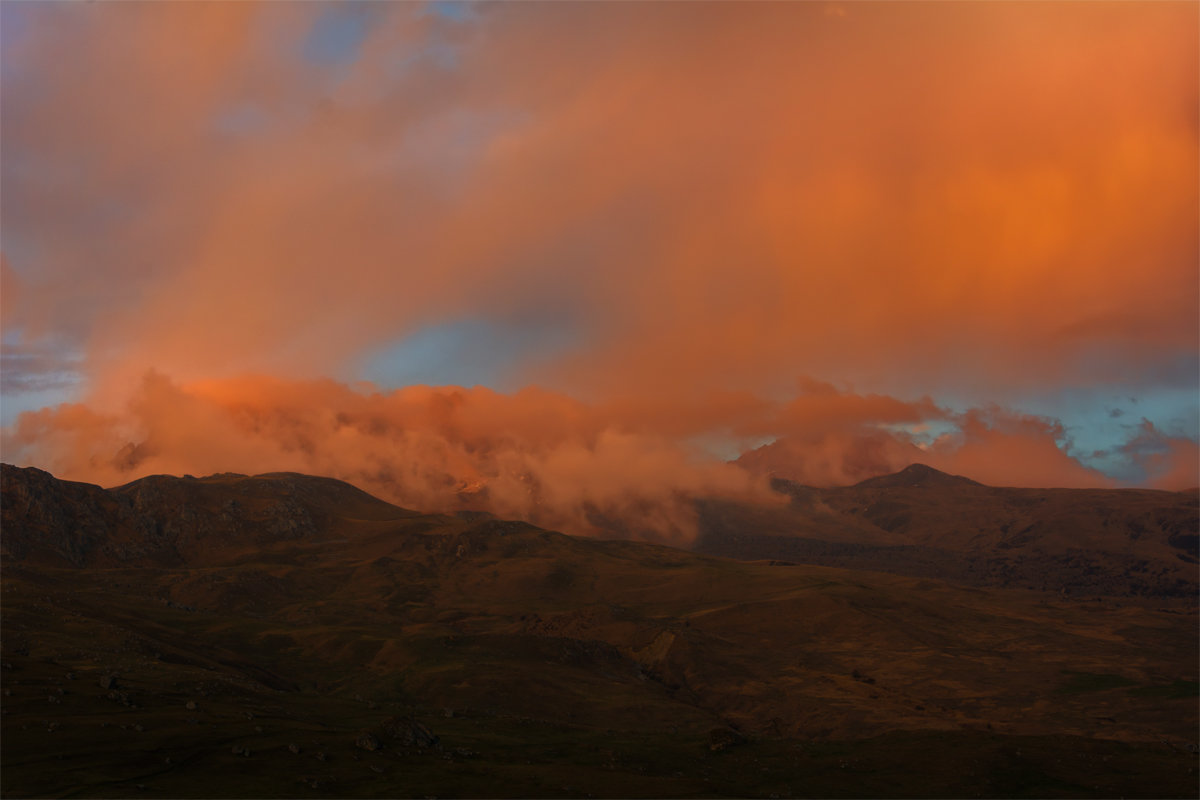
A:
98;675;118;690
382;716;439;748
355;732;381;752
230;745;250;757
288;743;301;754
185;701;196;711
315;751;327;762
708;727;746;752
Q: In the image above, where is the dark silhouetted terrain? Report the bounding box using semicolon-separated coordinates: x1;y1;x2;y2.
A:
696;464;1198;600
2;464;1197;798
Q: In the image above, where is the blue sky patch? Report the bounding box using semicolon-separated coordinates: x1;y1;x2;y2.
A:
302;5;372;65
354;317;577;391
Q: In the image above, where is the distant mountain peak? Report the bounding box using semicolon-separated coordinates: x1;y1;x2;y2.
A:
853;463;984;489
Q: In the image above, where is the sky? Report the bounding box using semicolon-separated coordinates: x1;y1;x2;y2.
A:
1;1;1197;542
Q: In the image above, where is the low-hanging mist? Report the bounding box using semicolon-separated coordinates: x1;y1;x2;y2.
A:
5;372;1194;544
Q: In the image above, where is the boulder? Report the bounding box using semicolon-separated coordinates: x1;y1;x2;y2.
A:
382;716;439;748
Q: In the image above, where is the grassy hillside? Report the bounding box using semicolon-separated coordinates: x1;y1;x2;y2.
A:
2;466;1197;798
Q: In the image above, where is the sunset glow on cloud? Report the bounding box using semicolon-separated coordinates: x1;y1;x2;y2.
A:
2;2;1196;538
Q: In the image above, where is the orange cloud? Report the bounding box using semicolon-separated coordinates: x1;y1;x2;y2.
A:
2;373;776;545
922;409;1113;489
1118;419;1200;491
736;431;927;488
2;2;1195;517
733;404;1115;490
0;254;19;330
3;2;1193;402
757;378;945;439
4;374;1127;542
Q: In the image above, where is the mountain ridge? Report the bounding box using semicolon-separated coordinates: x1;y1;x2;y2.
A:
2;462;1196;798
5;462;1197;601
696;466;1198;600
0;463;423;568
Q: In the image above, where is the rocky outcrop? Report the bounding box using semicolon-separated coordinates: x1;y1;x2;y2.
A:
1;465;140;566
381;716;439;748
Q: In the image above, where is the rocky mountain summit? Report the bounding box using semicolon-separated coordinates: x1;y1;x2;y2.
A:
696;464;1199;600
851;462;983;489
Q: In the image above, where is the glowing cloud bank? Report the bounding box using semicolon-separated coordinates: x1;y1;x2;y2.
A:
2;2;1196;538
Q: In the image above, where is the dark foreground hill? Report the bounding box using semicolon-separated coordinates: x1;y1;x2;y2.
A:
1;464;1197;798
696;464;1199;600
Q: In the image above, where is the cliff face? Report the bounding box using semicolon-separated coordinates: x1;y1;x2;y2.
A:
1;464;135;566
